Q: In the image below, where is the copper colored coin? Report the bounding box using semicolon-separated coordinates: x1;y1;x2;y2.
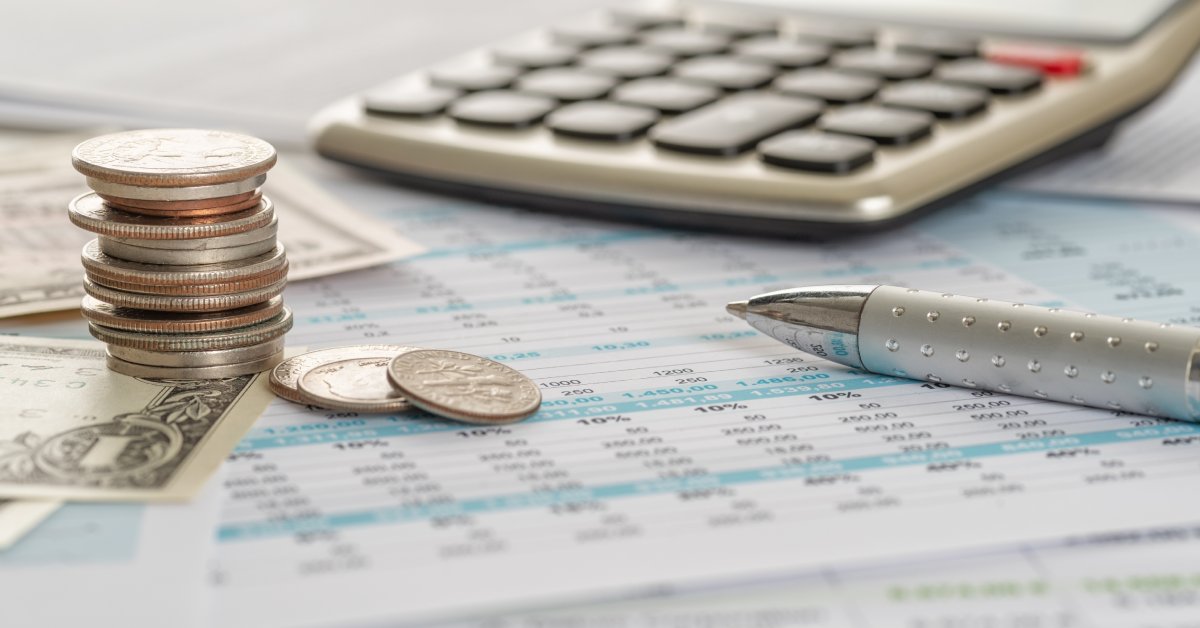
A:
88;308;292;352
81;295;284;333
85;260;287;295
98;190;259;211
72;129;277;187
104;193;264;217
84;276;286;312
82;240;287;286
70;193;274;240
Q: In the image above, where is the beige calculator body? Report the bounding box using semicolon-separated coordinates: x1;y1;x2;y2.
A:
310;0;1200;235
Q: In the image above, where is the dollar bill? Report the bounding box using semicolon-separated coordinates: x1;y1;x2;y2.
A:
0;336;275;501
0;131;425;319
0;500;60;549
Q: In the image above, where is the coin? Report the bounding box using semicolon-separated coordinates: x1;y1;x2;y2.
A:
103;216;277;251
296;357;413;413
104;194;264;218
86;174;266;201
386;350;542;424
88;308;292;351
270;345;420;404
72;129;276;187
70;193;274;240
82;241;287;286
97;190;259;211
85;263;288;295
107;338;285;368
97;234;277;265
106;351;283;379
81;295;284;334
84;277;286;312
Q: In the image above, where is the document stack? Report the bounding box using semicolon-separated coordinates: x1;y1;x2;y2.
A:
68;129;291;378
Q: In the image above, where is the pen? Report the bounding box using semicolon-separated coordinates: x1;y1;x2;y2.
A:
727;285;1200;422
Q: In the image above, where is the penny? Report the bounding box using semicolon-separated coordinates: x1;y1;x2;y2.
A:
106;351;283;379
86;174;266;201
97;233;277;265
107;337;285;368
81;295;284;334
93;311;292;351
386;349;542;424
70;193;274;240
72;129;277;187
97;190;259;211
103;193;264;217
297;357;413;413
84;277;286;312
270;345;420;404
82;241;287;286
85;262;288;296
103;217;277;250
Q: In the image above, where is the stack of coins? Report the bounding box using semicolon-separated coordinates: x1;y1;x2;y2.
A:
69;129;291;378
270;345;542;424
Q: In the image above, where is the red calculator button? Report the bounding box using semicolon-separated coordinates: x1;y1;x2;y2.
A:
984;44;1086;76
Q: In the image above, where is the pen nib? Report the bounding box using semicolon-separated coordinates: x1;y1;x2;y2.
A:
725;300;748;320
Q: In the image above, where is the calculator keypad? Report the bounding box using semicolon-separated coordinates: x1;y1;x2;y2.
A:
649;92;823;156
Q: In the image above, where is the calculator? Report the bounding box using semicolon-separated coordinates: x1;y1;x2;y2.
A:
310;0;1200;236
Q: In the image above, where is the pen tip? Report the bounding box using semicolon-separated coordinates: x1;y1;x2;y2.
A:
725;300;748;319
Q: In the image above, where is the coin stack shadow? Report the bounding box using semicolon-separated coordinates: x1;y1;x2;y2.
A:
69;130;292;379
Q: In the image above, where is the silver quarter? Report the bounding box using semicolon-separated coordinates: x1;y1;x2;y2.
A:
98;233;277;265
82;241;287;286
270;345;420;404
69;192;274;240
81;295;285;334
84;277;286;312
86;262;288;295
386;349;542;424
297;357;413;413
102;216;277;250
106;351;283;379
107;338;285;368
85;174;266;201
88;308;292;351
72;129;276;187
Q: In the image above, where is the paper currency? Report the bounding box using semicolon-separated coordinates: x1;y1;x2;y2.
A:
0;132;424;319
0;336;274;501
0;500;60;549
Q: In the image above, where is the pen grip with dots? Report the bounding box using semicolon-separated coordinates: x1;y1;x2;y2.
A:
857;286;1200;421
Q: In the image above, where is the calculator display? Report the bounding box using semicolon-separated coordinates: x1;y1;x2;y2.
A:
728;0;1183;41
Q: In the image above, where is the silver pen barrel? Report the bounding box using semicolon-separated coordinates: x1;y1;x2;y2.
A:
730;285;1200;422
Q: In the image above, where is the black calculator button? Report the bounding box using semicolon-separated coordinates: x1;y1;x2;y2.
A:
609;7;685;30
759;130;876;173
494;42;579;69
429;66;519;92
448;91;557;128
894;32;980;59
551;23;637;48
546;101;661;141
650;92;823;156
363;86;461;118
639;28;731;57
516;68;618;102
774;69;881;104
831;48;936;80
879;81;989;120
672;56;778;91
935;59;1043;94
610;78;722;114
733;37;830;68
791;24;875;48
578;46;675;79
819;106;933;145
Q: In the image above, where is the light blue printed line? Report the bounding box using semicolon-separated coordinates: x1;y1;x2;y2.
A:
218;422;1200;543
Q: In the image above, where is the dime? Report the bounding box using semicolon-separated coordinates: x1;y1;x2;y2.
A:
72;129;276;187
85;263;288;296
82;241;287;286
81;295;284;334
107;338;285;368
97;233;277;265
103;217;277;250
386;349;542;424
84;277;286;312
86;174;266;201
97;190;259;211
106;351;283;379
70;193;274;240
88;308;292;351
270;345;420;404
296;357;413;413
